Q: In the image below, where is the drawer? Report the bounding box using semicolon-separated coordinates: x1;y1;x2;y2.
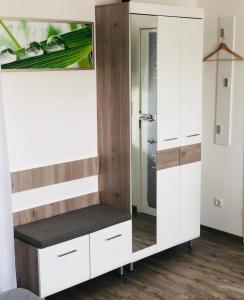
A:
38;235;90;298
90;221;132;278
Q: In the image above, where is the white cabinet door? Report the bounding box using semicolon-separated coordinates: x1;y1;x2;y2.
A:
90;221;132;278
180;162;201;243
157;208;180;252
157;168;180;251
157;17;181;150
181;19;203;146
38;236;90;298
157;167;180;213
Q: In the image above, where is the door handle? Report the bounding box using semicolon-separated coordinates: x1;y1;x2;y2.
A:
57;250;78;258
164;138;178;142
187;134;200;138
105;234;122;241
140;113;154;122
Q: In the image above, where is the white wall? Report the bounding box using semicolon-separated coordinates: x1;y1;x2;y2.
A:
1;0;117;174
198;0;244;236
0;0;120;213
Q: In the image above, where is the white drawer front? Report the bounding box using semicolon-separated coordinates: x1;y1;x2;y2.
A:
38;235;90;298
90;221;132;278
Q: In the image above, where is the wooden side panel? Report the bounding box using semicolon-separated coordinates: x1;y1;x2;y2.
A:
180;143;201;166
14;192;99;226
157;148;180;170
96;3;130;212
15;239;39;295
11;157;99;193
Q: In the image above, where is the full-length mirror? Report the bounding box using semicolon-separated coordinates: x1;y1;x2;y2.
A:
131;15;157;253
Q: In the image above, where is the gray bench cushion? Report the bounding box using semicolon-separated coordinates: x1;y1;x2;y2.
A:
15;204;131;248
0;289;41;300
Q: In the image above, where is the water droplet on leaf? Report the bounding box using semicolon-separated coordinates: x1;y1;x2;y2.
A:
25;41;44;57
0;47;17;65
46;35;66;53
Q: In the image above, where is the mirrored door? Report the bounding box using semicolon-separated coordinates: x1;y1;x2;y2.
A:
131;15;157;253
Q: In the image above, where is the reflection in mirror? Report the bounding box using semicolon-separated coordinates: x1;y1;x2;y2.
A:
131;15;157;253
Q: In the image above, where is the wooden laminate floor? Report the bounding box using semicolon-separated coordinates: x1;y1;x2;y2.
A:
47;229;244;300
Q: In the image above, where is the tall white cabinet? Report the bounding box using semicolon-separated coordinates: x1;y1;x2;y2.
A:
157;15;203;252
97;0;204;266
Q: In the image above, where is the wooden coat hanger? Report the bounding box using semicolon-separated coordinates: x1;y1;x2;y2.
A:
203;42;244;62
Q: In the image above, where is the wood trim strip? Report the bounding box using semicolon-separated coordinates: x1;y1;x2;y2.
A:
157;147;180;170
157;144;201;170
13;192;99;226
180;143;201;165
11;157;99;193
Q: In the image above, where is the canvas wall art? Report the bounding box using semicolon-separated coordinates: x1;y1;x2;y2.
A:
0;19;94;70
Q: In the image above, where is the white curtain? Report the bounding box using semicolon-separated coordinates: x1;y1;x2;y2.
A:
0;70;17;293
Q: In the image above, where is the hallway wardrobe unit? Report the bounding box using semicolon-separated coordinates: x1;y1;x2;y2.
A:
96;1;203;263
13;2;203;298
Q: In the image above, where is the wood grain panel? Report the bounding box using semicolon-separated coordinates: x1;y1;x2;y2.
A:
96;3;130;212
180;143;201;165
11;157;99;193
15;238;39;295
14;192;99;226
157;147;180;170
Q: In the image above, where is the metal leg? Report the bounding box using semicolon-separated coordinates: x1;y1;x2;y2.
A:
188;240;193;249
129;263;134;272
118;266;124;276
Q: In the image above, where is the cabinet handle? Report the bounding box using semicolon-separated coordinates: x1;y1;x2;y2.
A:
105;234;122;241
187;134;200;138
57;250;78;258
164;138;178;142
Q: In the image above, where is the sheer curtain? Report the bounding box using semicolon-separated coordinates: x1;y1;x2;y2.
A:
0;70;16;293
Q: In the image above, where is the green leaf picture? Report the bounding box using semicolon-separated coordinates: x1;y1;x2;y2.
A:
0;19;94;70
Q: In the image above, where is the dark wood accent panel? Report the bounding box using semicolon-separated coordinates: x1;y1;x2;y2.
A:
15;239;39;295
96;3;130;212
11;157;99;193
180;143;201;165
14;192;99;226
157;147;180;170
